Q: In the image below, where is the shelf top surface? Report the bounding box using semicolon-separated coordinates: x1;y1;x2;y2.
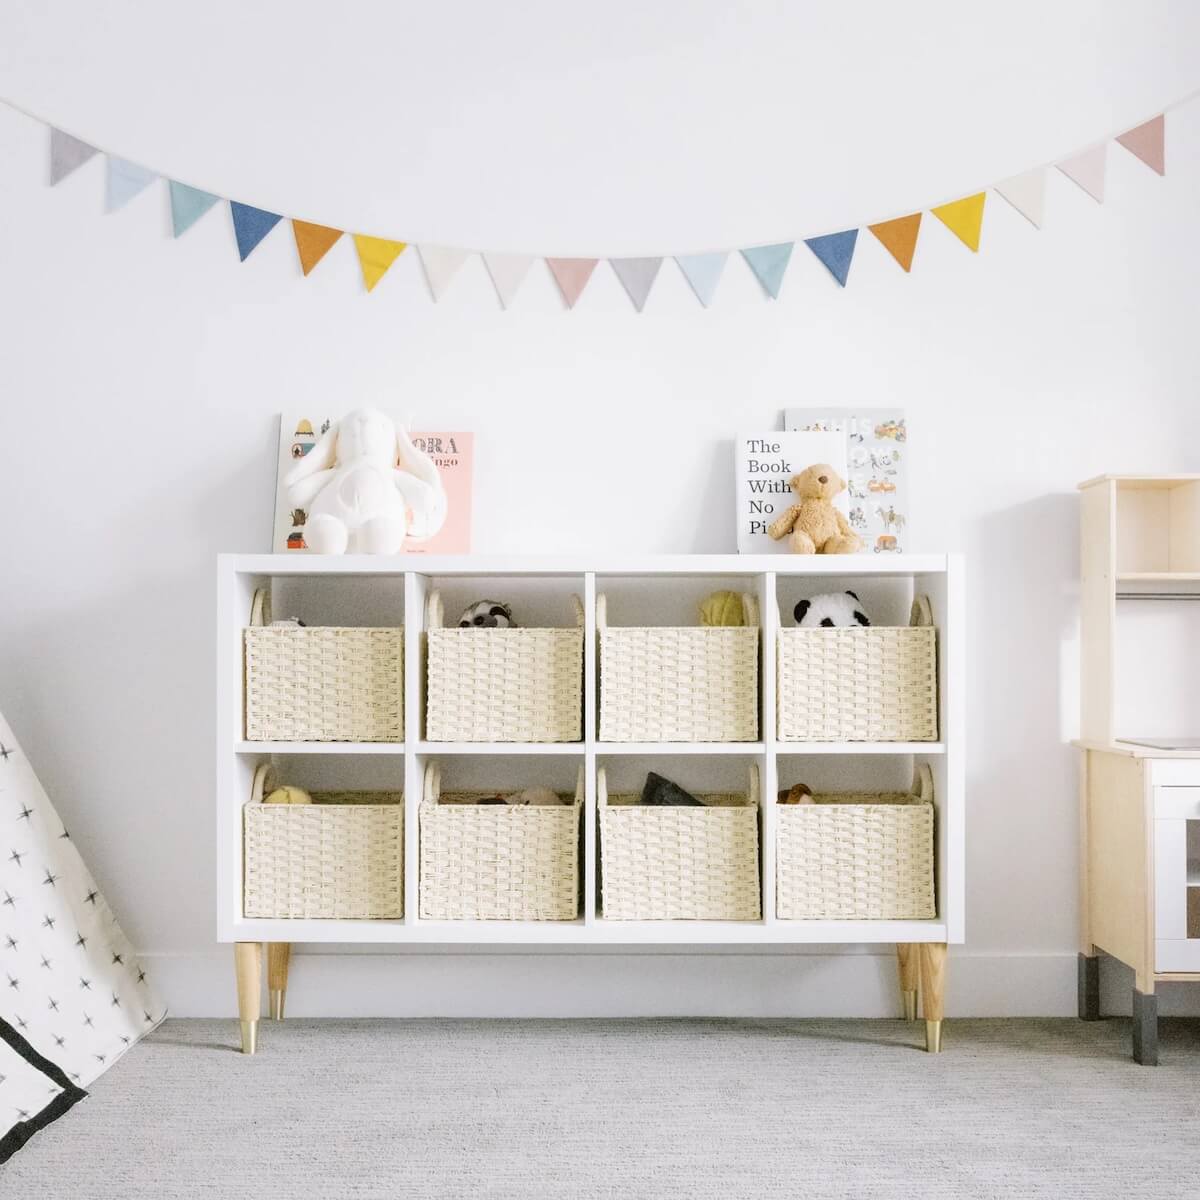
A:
221;552;954;577
1078;474;1200;491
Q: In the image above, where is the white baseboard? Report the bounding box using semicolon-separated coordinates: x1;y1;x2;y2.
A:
134;947;1200;1020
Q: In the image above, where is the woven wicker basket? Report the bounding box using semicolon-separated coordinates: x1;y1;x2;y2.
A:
419;763;582;920
244;588;404;743
243;764;404;919
598;766;762;920
425;592;583;743
776;764;936;920
598;593;760;742
776;595;937;743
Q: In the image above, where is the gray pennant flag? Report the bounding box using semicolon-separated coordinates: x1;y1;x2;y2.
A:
49;128;98;186
610;257;663;312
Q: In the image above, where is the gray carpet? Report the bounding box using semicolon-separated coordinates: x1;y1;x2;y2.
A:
3;1018;1199;1199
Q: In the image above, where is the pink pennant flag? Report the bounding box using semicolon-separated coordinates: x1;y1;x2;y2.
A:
1057;145;1106;203
1116;114;1165;175
546;258;599;309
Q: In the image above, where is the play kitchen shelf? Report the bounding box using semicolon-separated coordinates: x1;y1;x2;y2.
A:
218;553;964;1055
1077;475;1200;1064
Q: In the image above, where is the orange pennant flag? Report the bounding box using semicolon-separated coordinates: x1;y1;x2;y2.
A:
292;220;343;276
353;234;407;291
868;213;922;272
931;193;986;252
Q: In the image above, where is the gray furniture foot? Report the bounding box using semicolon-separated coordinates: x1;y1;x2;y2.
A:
1131;988;1158;1066
1077;953;1100;1021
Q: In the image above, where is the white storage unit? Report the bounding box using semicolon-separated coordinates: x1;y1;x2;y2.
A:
217;553;965;1052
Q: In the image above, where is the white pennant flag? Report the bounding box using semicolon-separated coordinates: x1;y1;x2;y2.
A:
417;246;470;301
994;168;1046;228
483;253;534;308
1057;144;1107;203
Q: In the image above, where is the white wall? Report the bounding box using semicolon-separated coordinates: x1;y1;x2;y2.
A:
2;1;1200;1017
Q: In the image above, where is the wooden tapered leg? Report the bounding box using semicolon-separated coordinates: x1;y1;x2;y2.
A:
268;943;291;1021
1132;987;1158;1066
896;944;919;1021
919;943;947;1053
234;942;262;1055
1077;953;1101;1021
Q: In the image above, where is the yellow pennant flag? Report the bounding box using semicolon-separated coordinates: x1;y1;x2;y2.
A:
930;193;986;252
353;234;407;291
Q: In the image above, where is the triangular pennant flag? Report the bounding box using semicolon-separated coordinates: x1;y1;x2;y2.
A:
230;201;283;261
1116;114;1165;175
931;193;986;252
352;235;407;291
49;128;97;185
291;220;343;275
546;258;599;309
417;246;469;301
740;243;794;298
169;181;221;237
803;230;859;287
1056;145;1106;202
483;254;534;308
610;257;663;311
994;170;1046;229
674;253;728;306
868;213;922;271
104;157;156;212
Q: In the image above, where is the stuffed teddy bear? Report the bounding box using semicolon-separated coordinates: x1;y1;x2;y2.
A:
766;463;863;554
284;408;447;555
794;591;872;628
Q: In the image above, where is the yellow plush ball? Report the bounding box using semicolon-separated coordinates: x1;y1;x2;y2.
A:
699;590;745;627
264;786;313;805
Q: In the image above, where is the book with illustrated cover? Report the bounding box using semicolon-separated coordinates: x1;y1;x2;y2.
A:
782;408;907;554
734;430;848;553
271;414;473;554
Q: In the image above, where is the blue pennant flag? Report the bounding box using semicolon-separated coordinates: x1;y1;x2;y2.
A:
105;157;156;212
230;202;283;261
740;243;794;299
674;253;728;307
804;230;859;287
169;181;221;237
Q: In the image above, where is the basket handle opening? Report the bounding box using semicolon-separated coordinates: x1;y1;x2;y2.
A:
249;587;271;628
748;763;761;808
912;762;935;804
250;761;276;804
910;595;934;627
423;761;442;803
740;592;760;627
595;593;608;632
426;590;445;630
597;766;609;807
574;763;586;804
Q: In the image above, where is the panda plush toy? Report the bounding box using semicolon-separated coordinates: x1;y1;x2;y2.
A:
793;590;871;628
457;600;518;628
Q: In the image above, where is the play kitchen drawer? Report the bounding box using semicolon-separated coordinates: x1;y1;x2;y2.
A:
1154;786;1200;972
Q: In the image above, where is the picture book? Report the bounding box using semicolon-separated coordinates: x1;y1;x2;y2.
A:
734;431;847;553
271;415;473;554
782;408;907;554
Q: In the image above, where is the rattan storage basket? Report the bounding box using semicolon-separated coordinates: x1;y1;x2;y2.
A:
597;593;760;742
243;764;404;919
419;763;583;920
776;764;936;920
424;592;584;743
598;766;762;920
776;595;937;742
243;588;404;743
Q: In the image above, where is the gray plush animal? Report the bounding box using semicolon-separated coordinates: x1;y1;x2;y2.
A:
457;600;517;629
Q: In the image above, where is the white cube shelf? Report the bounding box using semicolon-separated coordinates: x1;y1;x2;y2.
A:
217;553;964;947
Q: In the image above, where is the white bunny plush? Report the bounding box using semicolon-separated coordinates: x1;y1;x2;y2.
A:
284;408;447;554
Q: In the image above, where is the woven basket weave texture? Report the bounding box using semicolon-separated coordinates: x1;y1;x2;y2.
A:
419;764;582;921
243;767;404;919
598;766;761;921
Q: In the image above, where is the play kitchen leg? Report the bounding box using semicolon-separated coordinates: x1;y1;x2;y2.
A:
268;943;291;1021
234;942;262;1055
896;944;919;1021
918;943;947;1053
1132;984;1158;1067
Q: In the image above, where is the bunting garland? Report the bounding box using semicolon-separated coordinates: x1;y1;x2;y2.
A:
34;97;1183;310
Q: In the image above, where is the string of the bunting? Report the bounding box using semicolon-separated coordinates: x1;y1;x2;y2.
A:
40;102;1173;309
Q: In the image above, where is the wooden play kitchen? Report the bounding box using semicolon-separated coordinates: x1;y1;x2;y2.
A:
1077;475;1200;1064
218;554;963;1055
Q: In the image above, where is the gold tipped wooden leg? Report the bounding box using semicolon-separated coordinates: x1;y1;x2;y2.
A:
896;944;920;1021
240;1019;258;1055
919;943;947;1054
267;943;291;1021
234;942;262;1055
